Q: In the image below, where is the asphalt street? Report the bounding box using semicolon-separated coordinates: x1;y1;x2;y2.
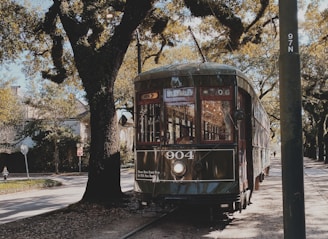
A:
0;169;134;224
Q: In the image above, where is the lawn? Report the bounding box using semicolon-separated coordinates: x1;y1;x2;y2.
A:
0;179;62;194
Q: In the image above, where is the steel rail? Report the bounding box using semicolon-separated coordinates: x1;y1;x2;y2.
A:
119;207;177;239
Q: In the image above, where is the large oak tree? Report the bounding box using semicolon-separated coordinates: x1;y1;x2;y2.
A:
37;0;154;202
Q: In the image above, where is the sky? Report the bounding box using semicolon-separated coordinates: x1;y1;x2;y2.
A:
0;62;27;92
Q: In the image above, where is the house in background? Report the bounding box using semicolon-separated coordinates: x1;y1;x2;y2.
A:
1;86;134;172
24;95;91;145
0;86;91;172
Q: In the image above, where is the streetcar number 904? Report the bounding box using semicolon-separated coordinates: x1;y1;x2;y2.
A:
165;150;194;160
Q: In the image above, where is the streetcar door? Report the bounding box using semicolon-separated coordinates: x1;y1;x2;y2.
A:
237;90;252;192
135;91;162;183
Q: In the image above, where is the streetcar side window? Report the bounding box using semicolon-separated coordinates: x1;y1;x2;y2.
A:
165;103;195;144
200;87;233;142
137;103;161;143
201;100;232;141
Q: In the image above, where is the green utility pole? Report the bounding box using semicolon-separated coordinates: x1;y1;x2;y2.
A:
136;29;142;74
279;0;306;238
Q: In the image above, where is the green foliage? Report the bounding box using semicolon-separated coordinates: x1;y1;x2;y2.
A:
0;0;40;63
0;88;22;124
0;78;25;153
25;80;77;119
300;1;328;160
25;121;82;172
0;79;24;125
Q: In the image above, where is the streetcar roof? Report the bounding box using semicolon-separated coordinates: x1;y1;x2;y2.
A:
134;62;259;101
134;62;248;82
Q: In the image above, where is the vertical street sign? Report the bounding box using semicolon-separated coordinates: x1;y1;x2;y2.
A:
279;0;306;238
76;143;84;173
20;144;30;179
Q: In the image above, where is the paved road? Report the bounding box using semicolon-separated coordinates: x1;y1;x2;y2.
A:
0;169;134;224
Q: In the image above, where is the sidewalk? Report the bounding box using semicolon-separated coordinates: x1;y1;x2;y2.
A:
207;157;328;238
303;157;328;238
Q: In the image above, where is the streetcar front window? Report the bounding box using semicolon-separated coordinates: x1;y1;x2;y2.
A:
201;100;233;142
137;103;161;143
165;103;195;144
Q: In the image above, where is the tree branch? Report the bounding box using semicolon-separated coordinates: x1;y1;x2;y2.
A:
41;34;67;84
101;0;154;73
184;0;244;50
143;34;167;64
244;0;269;33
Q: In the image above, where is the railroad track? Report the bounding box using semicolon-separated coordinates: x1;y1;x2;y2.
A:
119;206;177;239
118;204;234;239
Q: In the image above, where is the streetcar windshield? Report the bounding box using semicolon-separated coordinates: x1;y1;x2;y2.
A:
136;86;234;145
165;103;195;144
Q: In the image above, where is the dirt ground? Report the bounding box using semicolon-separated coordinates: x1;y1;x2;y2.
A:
1;157;328;239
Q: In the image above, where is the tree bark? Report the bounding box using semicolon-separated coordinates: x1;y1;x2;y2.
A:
82;87;122;202
324;133;328;164
303;126;317;159
54;140;59;174
317;118;325;161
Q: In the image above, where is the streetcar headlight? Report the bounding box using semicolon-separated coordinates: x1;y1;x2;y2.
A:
172;161;186;176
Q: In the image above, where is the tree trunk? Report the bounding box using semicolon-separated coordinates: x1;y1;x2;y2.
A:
317;119;325;161
325;133;328;164
82;76;123;202
304;130;316;159
54;140;59;174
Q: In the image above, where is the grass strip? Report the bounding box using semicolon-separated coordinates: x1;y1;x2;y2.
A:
0;179;62;195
